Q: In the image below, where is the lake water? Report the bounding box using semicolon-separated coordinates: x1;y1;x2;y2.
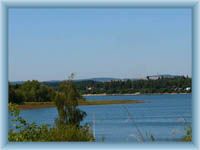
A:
16;94;192;142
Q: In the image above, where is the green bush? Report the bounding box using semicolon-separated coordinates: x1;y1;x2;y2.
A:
182;126;192;142
9;124;94;142
8;103;94;142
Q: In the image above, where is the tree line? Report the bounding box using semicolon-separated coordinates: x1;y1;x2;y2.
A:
9;80;55;104
74;76;191;94
45;76;191;94
9;76;191;104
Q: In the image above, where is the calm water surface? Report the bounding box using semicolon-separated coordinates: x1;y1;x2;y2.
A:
16;94;192;142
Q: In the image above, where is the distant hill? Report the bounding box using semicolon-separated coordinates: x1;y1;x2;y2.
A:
10;77;141;85
77;77;120;82
75;77;141;82
11;75;185;85
9;81;25;85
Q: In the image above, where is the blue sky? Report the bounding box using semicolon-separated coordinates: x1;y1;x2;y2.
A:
9;8;192;81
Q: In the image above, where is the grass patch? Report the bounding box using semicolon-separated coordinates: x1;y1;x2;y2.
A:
78;100;143;105
18;100;143;109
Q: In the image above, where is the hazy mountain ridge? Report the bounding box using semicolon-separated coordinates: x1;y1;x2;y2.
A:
10;74;187;85
10;77;141;84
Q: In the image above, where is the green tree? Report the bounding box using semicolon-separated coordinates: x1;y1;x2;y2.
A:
9;84;24;104
9;80;55;103
54;74;86;127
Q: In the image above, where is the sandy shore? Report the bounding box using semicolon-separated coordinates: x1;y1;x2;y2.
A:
82;92;190;96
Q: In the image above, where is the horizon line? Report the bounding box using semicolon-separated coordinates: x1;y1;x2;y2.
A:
9;74;192;82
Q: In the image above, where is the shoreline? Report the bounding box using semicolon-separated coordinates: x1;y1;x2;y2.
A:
82;92;191;96
18;100;143;110
17;93;190;110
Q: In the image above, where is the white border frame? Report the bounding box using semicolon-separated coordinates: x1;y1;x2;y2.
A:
0;0;199;150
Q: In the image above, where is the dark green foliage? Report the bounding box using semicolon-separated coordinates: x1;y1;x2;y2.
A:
54;75;86;127
9;76;191;104
9;84;24;104
74;76;191;94
182;126;192;142
9;80;55;103
43;125;94;141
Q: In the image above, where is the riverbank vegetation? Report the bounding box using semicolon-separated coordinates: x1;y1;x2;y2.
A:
182;126;192;142
73;76;191;94
9;76;191;104
9;75;94;142
9;103;94;141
